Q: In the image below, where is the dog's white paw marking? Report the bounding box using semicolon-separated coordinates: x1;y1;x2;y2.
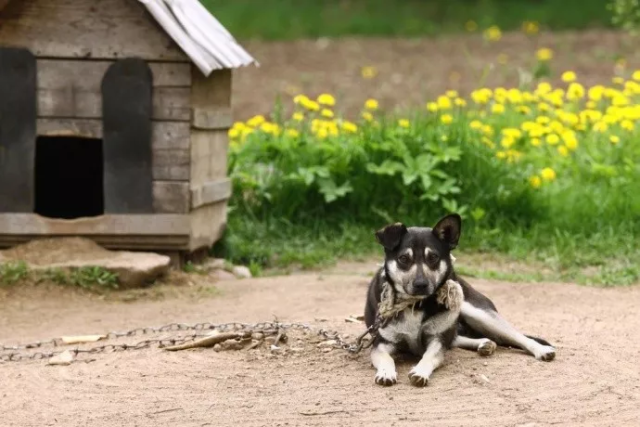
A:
408;365;432;387
375;368;397;386
477;339;497;357
534;345;556;361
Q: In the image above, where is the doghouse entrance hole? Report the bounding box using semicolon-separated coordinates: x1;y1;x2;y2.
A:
34;136;104;219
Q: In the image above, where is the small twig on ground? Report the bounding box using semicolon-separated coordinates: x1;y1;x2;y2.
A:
299;410;348;416
163;332;246;351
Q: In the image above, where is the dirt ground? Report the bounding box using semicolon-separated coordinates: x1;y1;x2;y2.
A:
230;29;640;120
2;259;640;427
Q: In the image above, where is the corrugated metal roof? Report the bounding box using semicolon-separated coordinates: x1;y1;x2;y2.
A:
138;0;258;76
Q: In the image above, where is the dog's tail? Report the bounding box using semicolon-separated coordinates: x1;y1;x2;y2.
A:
525;334;553;347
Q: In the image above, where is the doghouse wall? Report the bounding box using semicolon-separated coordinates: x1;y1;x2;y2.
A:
35;59;193;215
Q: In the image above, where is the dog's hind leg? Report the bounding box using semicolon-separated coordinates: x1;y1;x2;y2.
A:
460;302;556;361
452;335;497;357
371;342;397;386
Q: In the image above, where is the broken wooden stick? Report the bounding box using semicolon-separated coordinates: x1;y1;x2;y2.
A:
163;331;249;351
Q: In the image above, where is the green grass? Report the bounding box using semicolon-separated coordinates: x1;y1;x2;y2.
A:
203;0;614;40
0;263;120;291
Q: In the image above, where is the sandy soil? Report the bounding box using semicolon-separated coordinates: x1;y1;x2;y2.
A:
2;259;640;427
230;29;640;120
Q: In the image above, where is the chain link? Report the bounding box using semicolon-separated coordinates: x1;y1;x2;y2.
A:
0;320;372;363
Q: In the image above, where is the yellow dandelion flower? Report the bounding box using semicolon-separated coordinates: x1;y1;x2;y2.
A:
546;134;560;145
536;82;553;95
586;101;597;109
557;145;569;157
362;111;374;122
292;112;304;122
341;121;358;133
361;66;377;79
465;20;478;32
531;137;542;147
612;76;625;85
536;116;551;124
529;175;542;189
398;119;410;128
454;98;467;107
522;21;540;35
228;128;240;139
538;102;551;112
364;98;379;110
321;108;334;118
621;119;634;131
566;82;585;101
317;93;336;106
441;114;453;125
470;120;483;130
293;94;309;105
426;102;439;112
496;150;507;159
561;71;577;83
482;124;494;135
491;103;505;114
610;135;620;144
437;95;452;110
316;127;328;139
517;106;532;115
501;136;515;148
536;48;553;61
285;129;300;138
593;122;608;132
303;99;320;111
446;90;459;98
540;167;556;181
483;25;502;42
632;70;640;81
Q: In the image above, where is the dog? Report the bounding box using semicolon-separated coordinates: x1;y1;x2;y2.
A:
364;213;556;387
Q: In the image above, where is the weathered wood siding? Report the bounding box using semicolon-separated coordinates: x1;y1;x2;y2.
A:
0;0;187;61
188;69;233;251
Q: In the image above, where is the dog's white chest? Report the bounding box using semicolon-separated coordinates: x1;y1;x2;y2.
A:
379;309;425;354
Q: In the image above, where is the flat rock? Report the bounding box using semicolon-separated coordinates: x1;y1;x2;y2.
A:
0;237;171;288
232;265;252;279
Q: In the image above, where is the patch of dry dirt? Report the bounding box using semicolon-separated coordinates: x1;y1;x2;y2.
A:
2;259;640;426
231;29;639;120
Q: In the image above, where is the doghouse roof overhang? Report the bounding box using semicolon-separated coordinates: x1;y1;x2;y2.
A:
137;0;258;76
0;0;258;77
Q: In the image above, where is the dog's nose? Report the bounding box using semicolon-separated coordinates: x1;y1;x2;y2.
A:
414;280;429;292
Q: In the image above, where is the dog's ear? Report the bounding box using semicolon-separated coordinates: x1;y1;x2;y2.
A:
432;214;462;250
375;222;407;251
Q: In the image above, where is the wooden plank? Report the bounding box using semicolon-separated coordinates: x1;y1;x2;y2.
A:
0;213;189;235
153;149;190;181
189;202;227;251
0;0;188;61
192;107;233;130
102;58;154;213
190;179;232;209
190;130;228;185
36;119;191;150
0;47;37;213
153;182;190;214
36;59;191;120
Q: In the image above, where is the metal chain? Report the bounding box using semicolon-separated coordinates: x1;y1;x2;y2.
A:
0;320;372;363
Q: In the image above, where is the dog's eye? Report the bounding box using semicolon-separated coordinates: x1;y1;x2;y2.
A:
398;254;411;264
427;252;440;265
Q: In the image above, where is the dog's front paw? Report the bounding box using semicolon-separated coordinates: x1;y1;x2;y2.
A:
436;280;463;311
375;368;397;386
477;339;497;357
408;365;432;387
534;345;556;362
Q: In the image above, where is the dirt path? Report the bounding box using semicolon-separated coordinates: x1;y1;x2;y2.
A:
2;261;640;427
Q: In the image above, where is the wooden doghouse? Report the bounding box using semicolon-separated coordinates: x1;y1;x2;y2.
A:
0;0;256;264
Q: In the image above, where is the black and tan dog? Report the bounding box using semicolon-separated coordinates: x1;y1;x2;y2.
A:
364;214;556;387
